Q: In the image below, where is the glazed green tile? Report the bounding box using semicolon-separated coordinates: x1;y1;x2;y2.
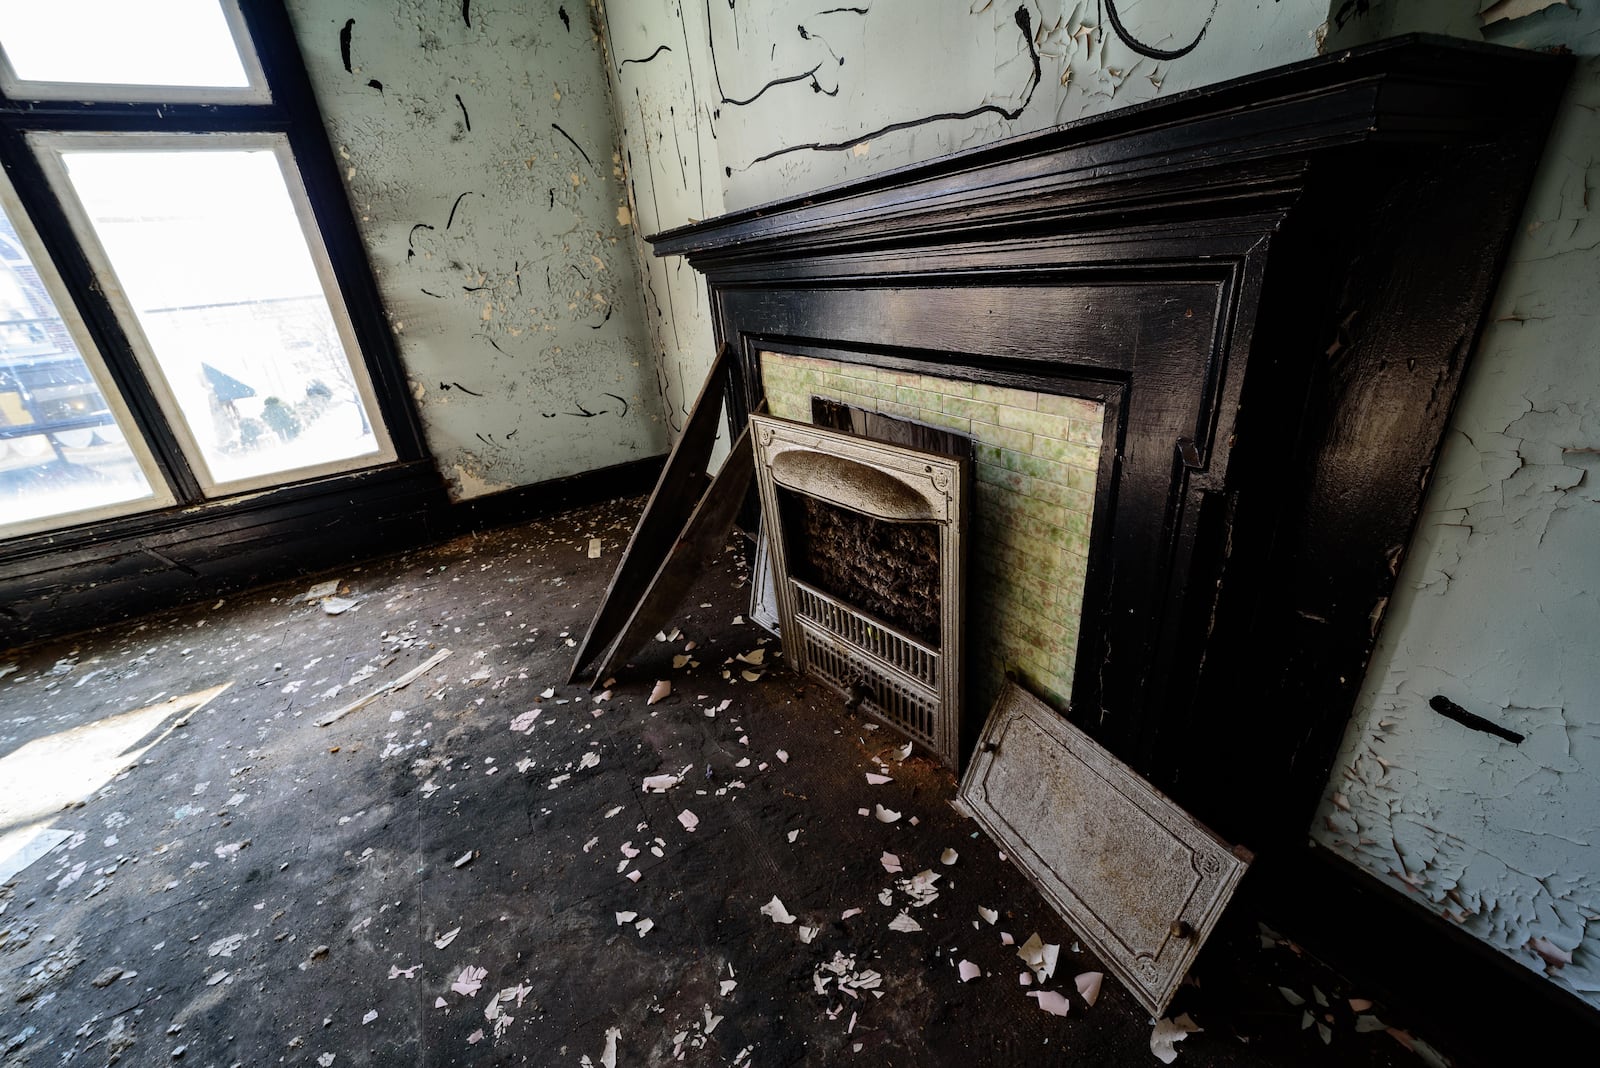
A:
919;374;974;398
916;408;972;432
1026;477;1094;515
995;405;1074;440
940;395;998;424
974;461;1026;493
1068;418;1104;446
968;420;1032;453
1030;435;1099;470
895;385;942;410
1037;392;1104;422
1013;494;1067;530
974;382;1035;408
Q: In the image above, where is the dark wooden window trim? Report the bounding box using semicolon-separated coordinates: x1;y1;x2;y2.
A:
0;1;430;545
0;2;449;640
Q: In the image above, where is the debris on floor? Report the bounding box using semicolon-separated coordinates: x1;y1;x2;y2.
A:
0;496;1450;1066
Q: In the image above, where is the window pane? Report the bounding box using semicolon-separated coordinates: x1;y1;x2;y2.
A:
0;0;249;90
0;207;157;530
59;147;385;489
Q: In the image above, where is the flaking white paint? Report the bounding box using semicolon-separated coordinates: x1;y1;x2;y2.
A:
1312;2;1600;1009
288;0;664;500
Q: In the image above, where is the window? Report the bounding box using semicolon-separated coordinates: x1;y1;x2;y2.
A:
0;1;408;541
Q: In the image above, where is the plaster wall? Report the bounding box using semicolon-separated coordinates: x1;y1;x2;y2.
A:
1310;1;1600;1010
605;0;1600;1008
287;0;665;500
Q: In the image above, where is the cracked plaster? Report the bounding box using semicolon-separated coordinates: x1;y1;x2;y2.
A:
288;0;664;500
1312;3;1600;1010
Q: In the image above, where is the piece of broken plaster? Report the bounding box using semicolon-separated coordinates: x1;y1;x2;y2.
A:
451;965;487;996
760;896;797;924
888;911;922;933
1150;1014;1202;1064
648;680;671;705
958;960;981;983
1028;990;1071;1017
1075;971;1103;1007
873;804;901;824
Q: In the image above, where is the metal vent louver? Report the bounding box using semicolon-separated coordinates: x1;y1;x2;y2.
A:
749;414;967;766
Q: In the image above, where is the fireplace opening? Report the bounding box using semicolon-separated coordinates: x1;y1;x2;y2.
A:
750;412;970;764
758;350;1103;724
776;488;941;646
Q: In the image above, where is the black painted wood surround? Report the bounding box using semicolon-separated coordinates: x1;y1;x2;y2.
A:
652;36;1583;1057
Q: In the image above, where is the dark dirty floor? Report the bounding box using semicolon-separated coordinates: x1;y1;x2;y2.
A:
0;495;1450;1067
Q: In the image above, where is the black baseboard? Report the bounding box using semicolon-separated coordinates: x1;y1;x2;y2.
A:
0;454;665;652
1249;844;1600;1066
444;453;665;537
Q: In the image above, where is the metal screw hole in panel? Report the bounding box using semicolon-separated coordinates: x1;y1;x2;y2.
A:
800;622;938;748
792;580;938;688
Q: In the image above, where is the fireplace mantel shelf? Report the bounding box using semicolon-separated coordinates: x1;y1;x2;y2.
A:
653;34;1562;268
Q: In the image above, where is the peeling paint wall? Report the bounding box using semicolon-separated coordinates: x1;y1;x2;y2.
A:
597;0;726;443
1311;2;1600;1010
606;0;1600;1007
287;0;664;500
605;0;1334;438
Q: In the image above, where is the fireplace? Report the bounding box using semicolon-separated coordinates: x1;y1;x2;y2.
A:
749;412;969;765
648;38;1567;858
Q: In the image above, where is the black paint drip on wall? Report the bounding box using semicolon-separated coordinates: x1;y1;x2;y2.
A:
551;123;599;173
815;5;870;13
721;60;824;107
339;19;355;73
1100;0;1212;61
1428;695;1525;745
734;6;1040;173
367;79;384;93
462;0;471;28
475;333;514;356
796;24;844;67
454;93;471;132
447;191;479;229
406;222;435;261
439;381;485;396
621;44;673;71
1332;0;1372;30
559;6;571;31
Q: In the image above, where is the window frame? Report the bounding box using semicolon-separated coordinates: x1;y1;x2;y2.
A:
32;130;399;496
0;0;271;106
0;163;175;537
0;0;426;545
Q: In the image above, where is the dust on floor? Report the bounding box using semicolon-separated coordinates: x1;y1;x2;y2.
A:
0;497;1439;1066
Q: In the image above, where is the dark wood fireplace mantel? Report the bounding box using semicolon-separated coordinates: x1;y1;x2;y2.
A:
651;35;1580;1058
